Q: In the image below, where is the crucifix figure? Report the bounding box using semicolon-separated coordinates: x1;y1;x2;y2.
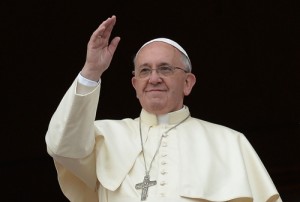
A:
135;174;157;201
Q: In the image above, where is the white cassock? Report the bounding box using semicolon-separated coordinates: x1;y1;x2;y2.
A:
45;78;282;202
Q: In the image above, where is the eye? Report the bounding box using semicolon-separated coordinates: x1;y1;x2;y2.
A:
158;66;173;74
139;67;152;76
140;67;151;73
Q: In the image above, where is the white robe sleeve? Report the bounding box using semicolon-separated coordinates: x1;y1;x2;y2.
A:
45;78;101;201
239;135;282;202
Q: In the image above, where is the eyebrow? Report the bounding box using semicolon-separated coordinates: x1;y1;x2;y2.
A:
137;62;171;69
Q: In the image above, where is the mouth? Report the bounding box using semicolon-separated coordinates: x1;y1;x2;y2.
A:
146;89;165;93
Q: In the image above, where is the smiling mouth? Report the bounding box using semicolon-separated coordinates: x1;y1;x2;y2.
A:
146;89;165;93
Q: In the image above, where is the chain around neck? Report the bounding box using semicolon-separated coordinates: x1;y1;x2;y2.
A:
138;113;190;176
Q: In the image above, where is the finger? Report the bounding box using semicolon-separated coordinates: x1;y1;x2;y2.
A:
102;15;117;39
108;36;121;56
90;16;116;43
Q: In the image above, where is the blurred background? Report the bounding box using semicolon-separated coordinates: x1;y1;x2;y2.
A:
1;0;299;201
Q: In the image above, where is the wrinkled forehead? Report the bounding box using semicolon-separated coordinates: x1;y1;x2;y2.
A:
136;38;189;60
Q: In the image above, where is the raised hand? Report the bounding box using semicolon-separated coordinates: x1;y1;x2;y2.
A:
81;15;121;81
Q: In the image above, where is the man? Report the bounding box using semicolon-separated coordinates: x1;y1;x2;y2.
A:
46;15;282;202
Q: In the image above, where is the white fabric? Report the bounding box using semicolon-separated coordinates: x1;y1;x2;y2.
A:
137;38;189;60
78;72;100;87
45;78;282;202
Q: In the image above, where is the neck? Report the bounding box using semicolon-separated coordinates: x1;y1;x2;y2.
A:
140;105;190;126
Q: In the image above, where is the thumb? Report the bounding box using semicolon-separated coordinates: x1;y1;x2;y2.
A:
108;37;121;56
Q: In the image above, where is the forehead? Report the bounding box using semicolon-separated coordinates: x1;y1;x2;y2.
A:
135;42;182;65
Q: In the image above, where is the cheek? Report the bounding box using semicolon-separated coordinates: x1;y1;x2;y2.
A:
172;80;185;93
132;81;146;98
136;88;143;98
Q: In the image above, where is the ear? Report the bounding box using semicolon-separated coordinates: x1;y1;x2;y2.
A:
183;73;196;96
131;77;139;97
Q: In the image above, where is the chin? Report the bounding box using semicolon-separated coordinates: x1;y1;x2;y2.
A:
144;104;169;115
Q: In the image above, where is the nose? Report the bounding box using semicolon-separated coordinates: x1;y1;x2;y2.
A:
148;69;162;83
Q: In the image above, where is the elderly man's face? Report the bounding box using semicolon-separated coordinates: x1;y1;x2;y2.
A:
132;42;196;115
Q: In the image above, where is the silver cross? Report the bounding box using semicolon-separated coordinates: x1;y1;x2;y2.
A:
135;174;157;201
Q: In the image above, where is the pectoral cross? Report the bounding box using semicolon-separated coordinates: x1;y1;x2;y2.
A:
135;174;157;201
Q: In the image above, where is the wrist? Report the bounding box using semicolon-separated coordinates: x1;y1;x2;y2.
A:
81;65;103;82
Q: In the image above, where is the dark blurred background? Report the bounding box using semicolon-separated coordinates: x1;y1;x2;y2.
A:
1;0;299;201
